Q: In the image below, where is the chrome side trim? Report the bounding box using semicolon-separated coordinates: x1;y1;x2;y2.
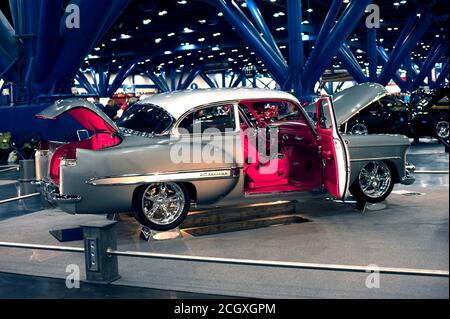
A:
350;156;401;162
87;167;240;187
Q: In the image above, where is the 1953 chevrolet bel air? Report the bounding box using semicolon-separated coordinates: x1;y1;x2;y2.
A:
35;84;415;230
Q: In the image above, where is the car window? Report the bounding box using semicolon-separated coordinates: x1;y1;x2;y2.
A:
318;100;332;129
117;103;174;135
251;101;302;123
177;104;235;134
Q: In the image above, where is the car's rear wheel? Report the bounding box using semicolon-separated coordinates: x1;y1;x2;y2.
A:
350;161;394;203
435;120;449;139
133;182;190;231
350;123;369;135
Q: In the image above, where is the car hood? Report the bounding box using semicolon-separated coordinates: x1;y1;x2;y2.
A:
36;98;119;134
332;83;389;125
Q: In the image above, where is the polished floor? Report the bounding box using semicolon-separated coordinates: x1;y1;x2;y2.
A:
0;140;448;299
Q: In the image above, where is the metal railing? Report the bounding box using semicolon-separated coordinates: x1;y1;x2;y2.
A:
0;221;449;285
106;248;449;278
0;193;40;205
414;170;449;175
0;166;19;173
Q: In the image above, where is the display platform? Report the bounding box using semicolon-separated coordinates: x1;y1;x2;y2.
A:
0;142;448;298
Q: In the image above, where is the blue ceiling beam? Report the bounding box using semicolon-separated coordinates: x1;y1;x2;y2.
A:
337;44;369;84
146;71;169;93
200;72;217;88
413;40;448;89
287;0;304;97
403;53;414;86
205;0;288;86
89;67;100;94
0;9;18;82
97;65;108;97
47;0;132;94
377;46;408;92
34;0;64;83
432;61;449;89
177;70;186;90
180;68;202;90
302;0;372;95
106;61;137;97
76;71;97;95
221;72;227;88
232;72;245;88
367;28;378;82
170;68;177;91
305;0;342;73
245;0;284;61
377;7;432;86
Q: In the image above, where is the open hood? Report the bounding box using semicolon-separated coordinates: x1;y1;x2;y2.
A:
36;98;118;134
332;83;389;126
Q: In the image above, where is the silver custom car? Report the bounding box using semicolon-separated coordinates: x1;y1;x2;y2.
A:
35;87;415;230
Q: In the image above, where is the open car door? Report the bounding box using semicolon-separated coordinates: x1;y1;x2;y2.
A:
315;97;351;200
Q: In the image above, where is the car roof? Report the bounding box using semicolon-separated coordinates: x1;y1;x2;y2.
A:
139;88;300;119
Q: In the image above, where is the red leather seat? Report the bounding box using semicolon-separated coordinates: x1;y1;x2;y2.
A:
242;130;289;189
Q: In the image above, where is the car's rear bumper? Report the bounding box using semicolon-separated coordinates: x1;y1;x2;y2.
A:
401;163;416;185
34;180;81;213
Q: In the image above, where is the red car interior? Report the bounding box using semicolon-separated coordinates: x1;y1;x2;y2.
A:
45;108;121;184
240;100;323;195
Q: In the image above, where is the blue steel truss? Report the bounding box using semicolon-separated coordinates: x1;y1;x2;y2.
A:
0;0;448;104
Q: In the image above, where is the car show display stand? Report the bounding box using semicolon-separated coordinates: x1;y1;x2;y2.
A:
139;201;310;241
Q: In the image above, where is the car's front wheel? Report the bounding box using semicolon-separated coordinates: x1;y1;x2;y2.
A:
133;182;190;231
350;161;394;203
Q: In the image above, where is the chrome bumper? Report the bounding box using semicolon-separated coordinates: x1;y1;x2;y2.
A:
35;180;82;205
401;163;416;186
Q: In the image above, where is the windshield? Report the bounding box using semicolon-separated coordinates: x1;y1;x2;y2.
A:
117;103;174;135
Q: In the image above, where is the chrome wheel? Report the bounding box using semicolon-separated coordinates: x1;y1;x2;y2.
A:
351;123;369;135
436;121;449;139
141;183;186;226
358;161;392;199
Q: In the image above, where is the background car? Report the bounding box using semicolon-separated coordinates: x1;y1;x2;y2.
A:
409;87;449;141
340;94;412;136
